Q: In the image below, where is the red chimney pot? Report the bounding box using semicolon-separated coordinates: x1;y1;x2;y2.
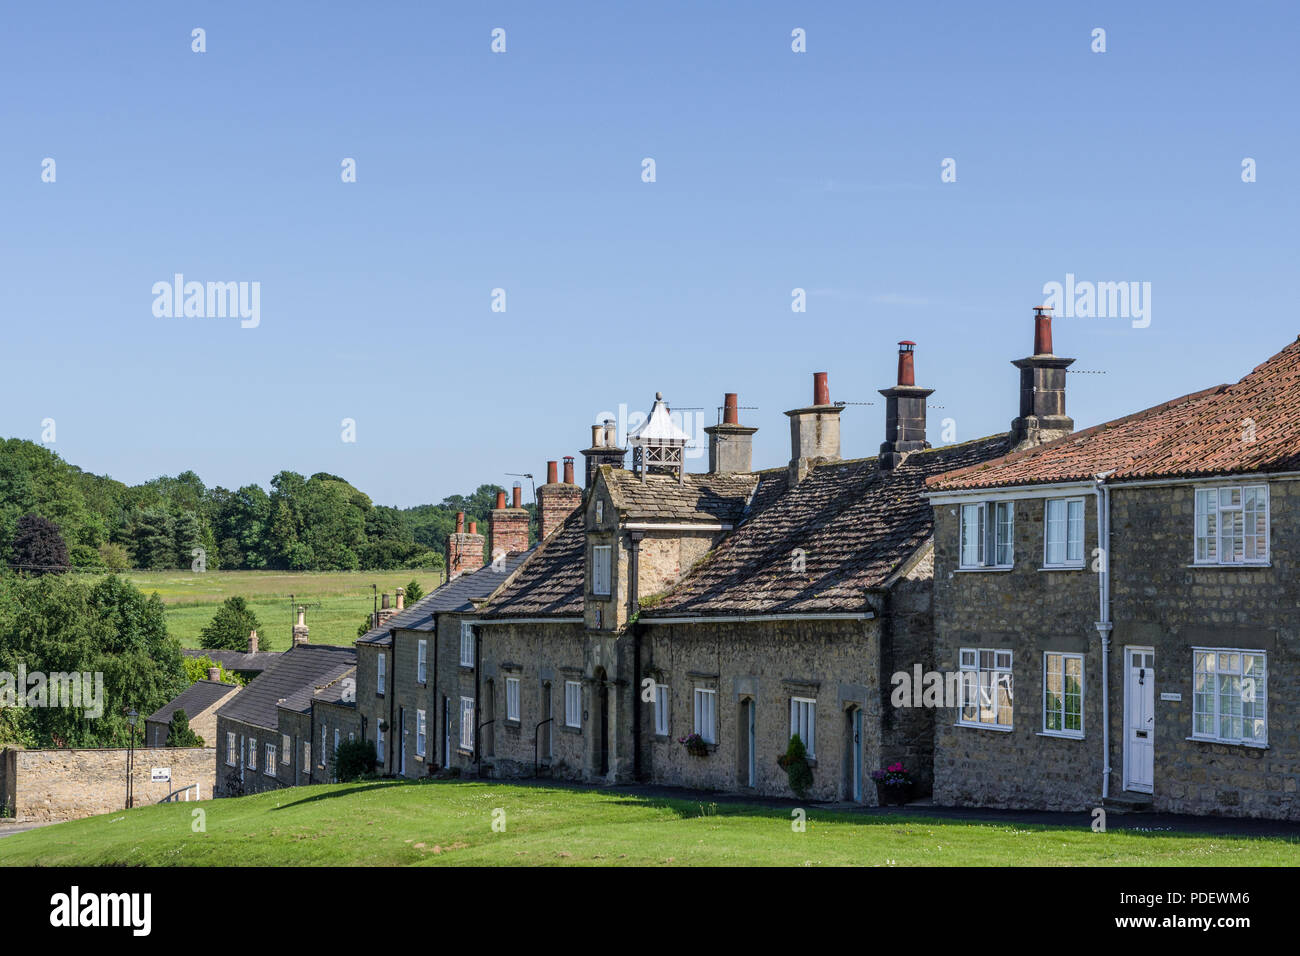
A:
469;520;478;535
546;460;558;484
813;372;829;406
723;393;739;425
563;456;575;484
455;511;465;533
495;491;506;510
897;341;916;387
512;484;522;509
1033;306;1054;355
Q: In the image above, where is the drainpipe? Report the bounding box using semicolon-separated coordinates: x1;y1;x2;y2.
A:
473;622;481;773
629;531;644;782
1094;471;1116;800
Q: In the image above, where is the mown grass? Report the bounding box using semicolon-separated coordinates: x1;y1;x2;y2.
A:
2;780;1297;867
118;570;444;649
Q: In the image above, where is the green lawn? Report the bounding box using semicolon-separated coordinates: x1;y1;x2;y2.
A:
118;569;444;649
2;780;1296;866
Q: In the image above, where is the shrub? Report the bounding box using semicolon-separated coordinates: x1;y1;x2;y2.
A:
166;709;204;747
333;738;378;782
777;734;814;798
404;579;424;604
11;514;69;575
199;596;264;651
97;542;131;571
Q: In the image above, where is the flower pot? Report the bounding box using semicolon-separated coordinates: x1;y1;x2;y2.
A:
875;780;913;807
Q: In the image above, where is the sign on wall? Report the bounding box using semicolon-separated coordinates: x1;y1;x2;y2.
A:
150;767;171;782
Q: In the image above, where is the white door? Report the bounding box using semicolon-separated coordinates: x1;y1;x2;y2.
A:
1124;648;1155;793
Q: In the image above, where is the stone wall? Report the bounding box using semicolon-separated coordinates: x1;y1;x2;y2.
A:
1;746;215;822
389;628;434;778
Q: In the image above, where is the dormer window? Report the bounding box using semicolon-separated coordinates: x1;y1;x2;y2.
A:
595;499;604;523
592;545;611;596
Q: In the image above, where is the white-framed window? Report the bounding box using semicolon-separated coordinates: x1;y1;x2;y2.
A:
226;731;236;766
320;726;327;765
654;683;670;736
959;501;1014;568
415;709;427;757
1195;485;1268;565
506;677;521;722
1043;652;1084;737
596;500;604;523
377;652;386;694
303;740;311;770
265;743;276;775
460;622;475;667
693;688;717;744
592;545;611;596
789;697;816;758
417;639;428;683
376;717;385;760
958;648;1013;728
1193;649;1267;745
248;738;257;770
1043;497;1085;567
459;696;476;750
281;734;291;763
564;680;582;728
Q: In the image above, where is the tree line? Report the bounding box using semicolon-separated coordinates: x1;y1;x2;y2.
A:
0;438;532;573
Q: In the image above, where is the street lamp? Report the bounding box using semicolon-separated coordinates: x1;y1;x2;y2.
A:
125;707;138;809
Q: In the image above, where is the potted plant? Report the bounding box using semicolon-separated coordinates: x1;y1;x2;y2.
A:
678;733;710;757
871;762;915;806
777;734;814;798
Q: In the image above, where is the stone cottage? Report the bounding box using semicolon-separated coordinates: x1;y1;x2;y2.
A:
927;317;1300;820
145;669;239;747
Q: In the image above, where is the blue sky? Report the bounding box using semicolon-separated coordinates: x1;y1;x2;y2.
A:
2;1;1297;506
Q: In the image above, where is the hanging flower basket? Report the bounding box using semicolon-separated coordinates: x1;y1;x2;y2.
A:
678;733;710;757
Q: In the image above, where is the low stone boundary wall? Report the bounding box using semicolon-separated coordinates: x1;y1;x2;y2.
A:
0;746;215;822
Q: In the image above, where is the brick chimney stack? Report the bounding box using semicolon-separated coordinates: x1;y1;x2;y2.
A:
879;341;935;470
538;457;583;539
292;605;310;646
1010;306;1075;451
705;392;757;474
581;418;626;487
490;485;530;561
446;511;486;581
785;372;843;483
247;630;259;654
207;666;221;682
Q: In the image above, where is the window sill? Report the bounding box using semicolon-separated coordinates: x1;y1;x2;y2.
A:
1186;735;1268;749
1187;563;1271;570
1037;730;1085;741
504;719;521;728
458;663;474;671
1038;565;1086;572
651;733;671;742
561;724;582;735
955;566;1014;573
954;722;1013;732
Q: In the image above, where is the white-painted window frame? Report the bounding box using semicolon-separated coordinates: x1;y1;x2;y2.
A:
789;696;816;758
1194;485;1269;566
1192;647;1267;746
506;677;521;722
248;738;257;770
416;708;427;757
460;622;475;667
1042;652;1084;738
654;683;670;737
1042;497;1086;568
564;680;582;728
693;688;717;744
417;639;428;683
959;501;1014;569
459;696;476;751
264;743;276;776
226;731;236;766
592;545;612;596
377;652;386;694
281;733;291;764
957;648;1014;729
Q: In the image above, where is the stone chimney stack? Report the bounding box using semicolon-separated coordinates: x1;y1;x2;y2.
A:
581;418;627;487
292;605;310;646
395;587;405;610
1010;306;1075;451
879;341;935;470
446;511;486;581
207;666;221;682
375;593;396;630
785;372;843;483
704;392;757;474
247;630;259;654
538;457;583;540
490;487;530;562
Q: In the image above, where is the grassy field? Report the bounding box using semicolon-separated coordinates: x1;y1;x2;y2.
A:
2;780;1297;867
119;569;444;649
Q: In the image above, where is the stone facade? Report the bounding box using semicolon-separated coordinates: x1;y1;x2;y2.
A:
932;479;1300;821
1;746;214;822
216;717;284;797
